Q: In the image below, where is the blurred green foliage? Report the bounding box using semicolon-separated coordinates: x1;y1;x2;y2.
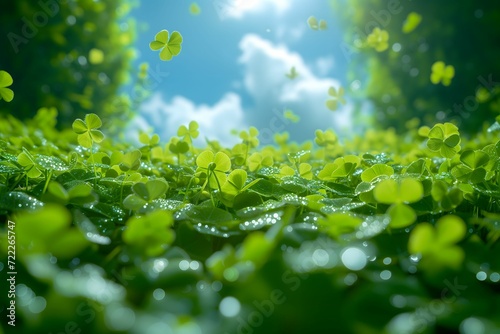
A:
0;0;136;126
333;0;500;132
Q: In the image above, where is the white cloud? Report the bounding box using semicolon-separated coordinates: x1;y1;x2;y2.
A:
214;0;290;20
129;92;245;146
238;34;353;143
314;56;335;76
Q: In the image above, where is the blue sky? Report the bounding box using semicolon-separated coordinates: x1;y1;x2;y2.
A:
128;0;358;145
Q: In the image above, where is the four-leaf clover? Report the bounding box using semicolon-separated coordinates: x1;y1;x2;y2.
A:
0;70;14;102
149;30;183;61
430;61;455;86
72;113;105;148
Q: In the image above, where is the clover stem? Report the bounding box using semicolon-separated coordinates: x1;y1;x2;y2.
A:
42;169;52;194
90;142;97;184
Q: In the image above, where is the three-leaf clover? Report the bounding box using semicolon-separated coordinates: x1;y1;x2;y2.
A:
374;178;423;228
196;150;231;189
177;121;199;144
426;122;461;158
0;70;14;102
240;127;259;148
72;113;104;148
408;215;466;269
367;27;389;52
149;30;183;61
307;16;327;30
430;61;455;86
326;86;346;111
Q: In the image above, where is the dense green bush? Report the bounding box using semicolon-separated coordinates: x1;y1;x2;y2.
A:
0;0;136;126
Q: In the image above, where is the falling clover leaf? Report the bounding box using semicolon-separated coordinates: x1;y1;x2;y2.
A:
189;2;201;15
72;113;104;148
366;27;389;52
326;86;346;111
285;66;298;80
149;30;183;61
0;70;14;102
402;12;422;33
430;61;455;86
307;16;327;30
283;109;300;123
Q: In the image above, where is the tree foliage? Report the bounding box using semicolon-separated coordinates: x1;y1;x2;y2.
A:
333;0;500;132
0;0;136;126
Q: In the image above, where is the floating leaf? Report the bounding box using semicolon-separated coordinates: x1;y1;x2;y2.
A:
149;29;183;61
402;12;422;33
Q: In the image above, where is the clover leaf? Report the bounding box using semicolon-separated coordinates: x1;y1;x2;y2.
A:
426;122;461;158
451;149;489;184
326;86;346;111
374;178;423;228
315;129;337;147
119;150;142;172
240;127;259;148
149;29;183;61
319;213;363;239
122;210;175;257
408;215;466;269
361;164;394;183
430;61;455;86
196;150;231;189
317;155;360;180
283;109;300;123
72;113;104;148
0;70;14;102
402;12;422;33
248;152;274;172
431;180;463;211
367;27;389;52
17;149;42;178
123;178;169;210
189;2;201;15
285;67;298;80
307;16;327;30
177;120;199;144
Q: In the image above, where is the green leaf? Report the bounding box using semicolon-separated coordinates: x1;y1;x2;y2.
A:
460;150;489;169
374;178;423;204
402;12;422;33
388;203;416;228
361;164;394;182
84;113;102;129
